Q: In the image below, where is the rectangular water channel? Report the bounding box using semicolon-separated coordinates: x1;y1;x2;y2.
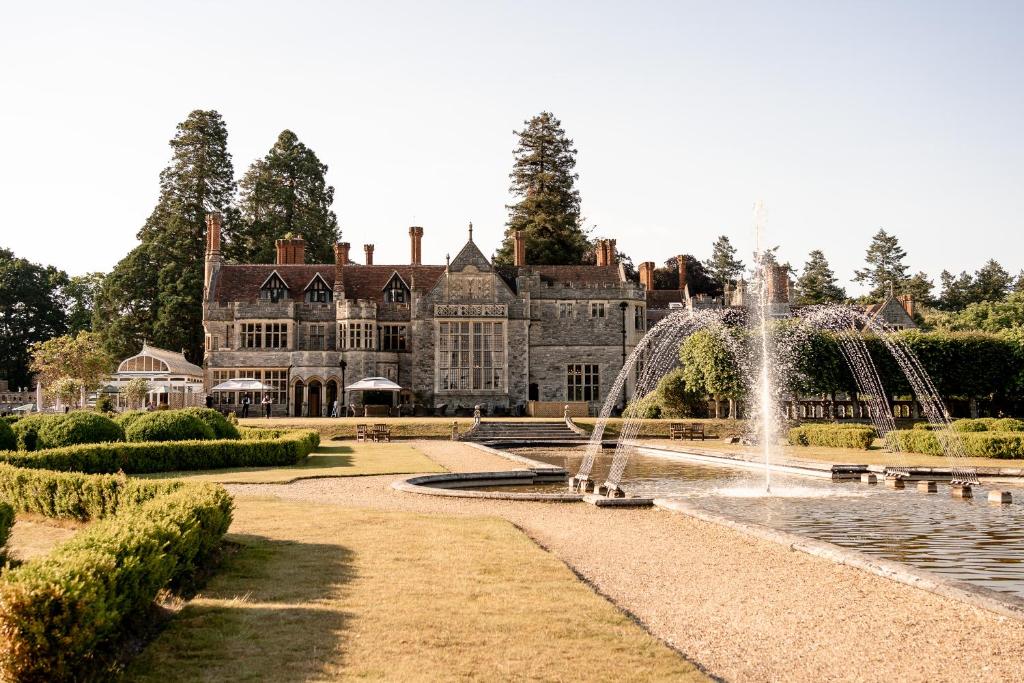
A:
512;447;1024;599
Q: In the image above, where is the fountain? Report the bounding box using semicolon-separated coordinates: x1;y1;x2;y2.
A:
574;207;979;498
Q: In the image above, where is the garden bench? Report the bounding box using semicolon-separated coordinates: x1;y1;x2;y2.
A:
371;424;391;442
356;424;368;442
669;422;688;440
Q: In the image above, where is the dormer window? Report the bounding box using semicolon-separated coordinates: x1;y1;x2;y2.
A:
304;274;333;303
383;273;410;304
260;272;289;302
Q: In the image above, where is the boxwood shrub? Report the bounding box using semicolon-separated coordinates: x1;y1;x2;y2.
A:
11;414;49;451
0;501;13;557
35;412;124;449
0;480;232;679
114;409;148;432
886;429;1024;459
950;418;995;432
180;407;240;440
0;420;14;451
125;411;215;443
0;429;319;474
788;424;876;450
990;418;1024;432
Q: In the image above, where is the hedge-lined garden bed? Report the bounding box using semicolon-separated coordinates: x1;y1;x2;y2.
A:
788;424;877;450
0;428;319;474
886;430;1024;459
0;466;232;679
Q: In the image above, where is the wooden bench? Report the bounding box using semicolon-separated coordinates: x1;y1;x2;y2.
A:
356;424;368;442
669;422;706;441
371;424;391;442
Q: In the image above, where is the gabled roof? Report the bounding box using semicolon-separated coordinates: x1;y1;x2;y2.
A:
302;272;332;291
342;265;446;301
259;269;291;289
449;238;493;272
382;270;410;292
212;265;335;303
118;344;203;376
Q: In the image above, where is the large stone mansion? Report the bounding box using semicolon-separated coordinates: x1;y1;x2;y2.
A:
202;214;917;417
202;214;646;416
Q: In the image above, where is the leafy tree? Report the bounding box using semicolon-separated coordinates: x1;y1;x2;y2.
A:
96;110;236;363
30;331;114;404
703;236;745;287
92;245;160;361
229;130;340;264
938;270;975;311
122;377;152;409
47;377;82;409
679;328;744;418
944;291;1024;333
794;250;845;305
653;255;717;295
65;272;105;333
0;248;69;388
970;259;1012;303
1014;270;1024;293
904;271;935;306
853;229;910;299
494;112;590;265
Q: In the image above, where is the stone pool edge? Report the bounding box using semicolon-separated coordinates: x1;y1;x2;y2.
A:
654;497;1024;623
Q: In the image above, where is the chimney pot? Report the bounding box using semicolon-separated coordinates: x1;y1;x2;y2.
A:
639;261;656;291
514;230;526;267
275;236;306;265
364;244;374;266
677;255;688;291
205;212;222;256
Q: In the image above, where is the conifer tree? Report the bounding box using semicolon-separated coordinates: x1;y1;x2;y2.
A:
938;270;975;311
494;112;590;265
794;250;845;305
96;110;236;362
969;259;1011;303
0;248;69;388
229;130;340;264
92;245;160;361
703;236;745;287
904;271;935;305
853;229;910;299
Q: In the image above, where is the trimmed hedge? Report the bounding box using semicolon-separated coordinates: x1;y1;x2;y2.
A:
950;418;996;432
36;412;124;449
11;415;49;451
0;429;320;474
126;411;215;443
788;424;876;450
0;420;14;451
114;410;148;433
180;407;240;440
0;481;232;679
886;429;1024;459
991;418;1024;432
0;502;13;557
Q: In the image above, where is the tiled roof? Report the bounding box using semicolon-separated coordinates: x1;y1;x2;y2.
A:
645;289;686;309
211;263;447;303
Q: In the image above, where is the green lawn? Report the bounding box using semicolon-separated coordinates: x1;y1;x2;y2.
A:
137;441;445;484
126;499;702;681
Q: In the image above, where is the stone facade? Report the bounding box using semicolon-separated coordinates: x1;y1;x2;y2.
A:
202;216;644;416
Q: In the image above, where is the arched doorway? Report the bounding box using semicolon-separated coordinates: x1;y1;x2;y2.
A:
326;380;338;416
293;381;304;417
308;381;323;417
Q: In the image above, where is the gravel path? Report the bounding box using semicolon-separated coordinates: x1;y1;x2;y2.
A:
228;441;1024;682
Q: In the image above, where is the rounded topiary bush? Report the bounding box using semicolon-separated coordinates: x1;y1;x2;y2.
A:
179;407;240;440
990;418;1024;432
12;414;51;451
35;412;125;449
0;419;15;451
114;410;148;433
950;418;990;432
125;411;215;443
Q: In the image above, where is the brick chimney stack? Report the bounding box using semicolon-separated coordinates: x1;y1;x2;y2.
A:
275;236;306;264
677;255;688;291
409;226;423;265
639;261;656;291
204;212;223;302
898;294;916;318
514;230;526;267
364;244;374;266
334;242;350;265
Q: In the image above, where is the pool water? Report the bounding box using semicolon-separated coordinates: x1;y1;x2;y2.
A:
517;448;1024;599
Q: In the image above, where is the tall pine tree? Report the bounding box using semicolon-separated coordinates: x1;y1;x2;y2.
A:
794;250;845;305
494;112;590;265
228;130;340;264
853;229;910;299
703;236;745;287
970;259;1011;303
96;110;235;362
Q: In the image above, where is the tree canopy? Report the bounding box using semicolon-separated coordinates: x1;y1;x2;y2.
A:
853;229;910;299
703;236;745;288
493;112;590;266
794;250;845;305
229;129;340;264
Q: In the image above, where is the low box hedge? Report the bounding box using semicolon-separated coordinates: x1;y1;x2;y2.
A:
0;429;319;475
36;412;125;449
126;410;215;443
0;420;14;451
0;502;13;557
788;424;877;450
0;480;232;679
886;429;1024;459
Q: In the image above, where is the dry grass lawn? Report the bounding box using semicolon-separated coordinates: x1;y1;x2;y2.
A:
3;515;83;563
137;441;445;484
126;498;701;682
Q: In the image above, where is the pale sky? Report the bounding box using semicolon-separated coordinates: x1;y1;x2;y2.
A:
2;1;1021;294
